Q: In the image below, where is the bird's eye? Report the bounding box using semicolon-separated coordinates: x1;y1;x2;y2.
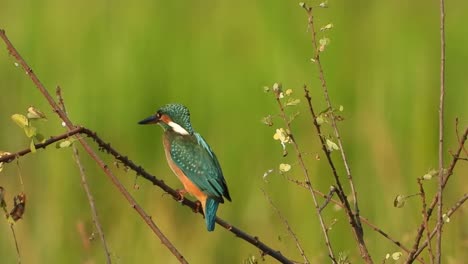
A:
156;112;162;118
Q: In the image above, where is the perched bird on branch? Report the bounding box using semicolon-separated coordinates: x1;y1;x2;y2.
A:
139;103;231;231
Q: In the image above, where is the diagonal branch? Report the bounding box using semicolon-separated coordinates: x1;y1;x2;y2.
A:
412;192;468;260
405;126;468;263
0;29;188;264
261;188;310;264
303;86;372;263
57;86;112;264
0;29;294;264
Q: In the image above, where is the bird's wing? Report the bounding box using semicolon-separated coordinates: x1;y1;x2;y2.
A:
169;133;230;202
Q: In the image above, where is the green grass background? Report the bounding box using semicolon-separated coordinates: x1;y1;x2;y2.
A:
0;1;467;263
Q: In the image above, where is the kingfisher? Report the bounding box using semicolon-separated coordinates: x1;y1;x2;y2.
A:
138;103;231;231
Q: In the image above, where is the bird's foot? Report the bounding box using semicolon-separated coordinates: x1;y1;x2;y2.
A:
193;200;203;214
175;189;188;202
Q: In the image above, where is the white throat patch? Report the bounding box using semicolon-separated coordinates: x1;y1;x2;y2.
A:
168;121;190;135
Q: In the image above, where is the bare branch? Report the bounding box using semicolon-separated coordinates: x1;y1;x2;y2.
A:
0;29;188;264
58;85;112;264
417;178;434;263
0;29;295;263
436;0;447;261
262;189;310;264
303;86;372;263
405;127;468;263
273;87;337;263
413;193;468;260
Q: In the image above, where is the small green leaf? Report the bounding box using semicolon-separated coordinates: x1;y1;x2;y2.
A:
272;83;281;92
286;98;300;106
316;116;325;125
287;98;300;105
326;139;339;152
391;252;402;260
319;1;329;8
30;139;36;153
24;126;37;138
263;86;270;93
11;114;29;128
320;23;334;31
56;140;73;148
279;163;291;172
422;169;437;180
442;213;450;223
393;195;406;208
339;105;344;112
285;89;293;96
319;37;330;46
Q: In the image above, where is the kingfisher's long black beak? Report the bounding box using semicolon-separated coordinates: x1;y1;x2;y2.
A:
138;114;160;125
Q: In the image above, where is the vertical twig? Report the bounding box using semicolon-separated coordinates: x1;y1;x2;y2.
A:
274;88;337;263
405;127;468;263
436;0;446;262
10;225;21;264
413;193;468;260
261;189;310;264
302;4;362;226
57;87;113;264
304;87;372;263
417;178;434;263
300;5;372;262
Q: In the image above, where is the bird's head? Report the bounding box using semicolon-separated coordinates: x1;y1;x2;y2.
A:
138;103;193;135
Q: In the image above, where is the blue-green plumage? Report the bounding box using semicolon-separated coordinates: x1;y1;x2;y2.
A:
139;104;231;231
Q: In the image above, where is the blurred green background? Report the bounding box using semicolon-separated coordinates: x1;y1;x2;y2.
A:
1;1;467;263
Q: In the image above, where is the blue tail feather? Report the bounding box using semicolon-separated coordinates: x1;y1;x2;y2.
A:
205;198;219;231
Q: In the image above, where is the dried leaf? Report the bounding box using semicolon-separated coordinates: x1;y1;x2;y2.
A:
27;106;47;120
393;195;406;208
10;192;26;221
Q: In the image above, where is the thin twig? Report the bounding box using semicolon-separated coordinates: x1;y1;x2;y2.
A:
0;127;84;163
436;0;446;261
417;179;434;264
413;193;468;260
10;225;21;264
405;127;468;263
455;118;468;163
262;189;310;264
0;29;188;264
284;172;425;263
302;3;363;232
274;88;337;263
0;30;294;263
303;86;372;263
58;86;112;264
0;127;295;264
